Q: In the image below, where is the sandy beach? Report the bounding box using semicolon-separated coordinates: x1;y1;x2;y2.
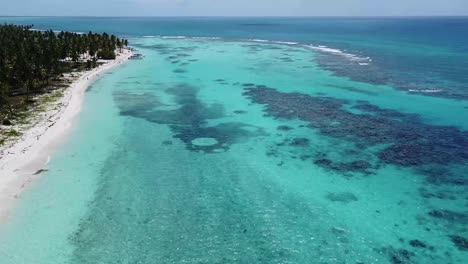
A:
0;49;132;221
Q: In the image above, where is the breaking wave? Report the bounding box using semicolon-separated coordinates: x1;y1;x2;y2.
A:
138;35;373;65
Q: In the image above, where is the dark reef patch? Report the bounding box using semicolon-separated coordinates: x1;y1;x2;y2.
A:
328;85;378;96
233;110;247;114
114;84;266;153
418;165;467;186
418;188;456;200
173;69;187;74
243;86;468;182
289;137;310;147
409;240;427;248
162;140;173;145
176;53;191;58
113;91;166;116
276;137;310;147
316;51;468;101
279;57;294;63
449;235;468;251
140;43;198;58
316;53;388;86
144;43;171;50
268;45;284;50
325;192;358;204
352;102;420;122
375;247;415;264
277;125;293;131
427;209;467;224
314;159;373;174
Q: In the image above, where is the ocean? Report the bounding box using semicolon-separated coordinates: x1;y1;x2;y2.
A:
0;17;467;263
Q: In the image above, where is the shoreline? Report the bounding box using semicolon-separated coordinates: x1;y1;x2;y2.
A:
0;49;133;222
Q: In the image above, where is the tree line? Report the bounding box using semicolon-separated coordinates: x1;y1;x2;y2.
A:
0;24;128;124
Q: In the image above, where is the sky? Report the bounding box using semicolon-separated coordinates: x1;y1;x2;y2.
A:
2;0;468;17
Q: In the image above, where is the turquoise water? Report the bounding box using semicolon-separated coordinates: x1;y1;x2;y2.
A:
0;18;468;263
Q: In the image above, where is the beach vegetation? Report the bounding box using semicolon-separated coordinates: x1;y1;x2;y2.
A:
97;49;116;60
0;24;128;136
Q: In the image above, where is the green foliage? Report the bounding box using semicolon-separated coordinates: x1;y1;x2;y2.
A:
39;90;64;104
0;24;128;124
6;129;21;137
0;129;22;147
97;49;116;60
0;24;128;96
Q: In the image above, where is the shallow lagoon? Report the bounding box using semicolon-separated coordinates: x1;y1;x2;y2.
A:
0;37;467;264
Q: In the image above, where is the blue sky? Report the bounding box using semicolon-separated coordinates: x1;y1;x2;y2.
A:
2;0;468;16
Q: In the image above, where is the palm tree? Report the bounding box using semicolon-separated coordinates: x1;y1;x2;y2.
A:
0;24;129;122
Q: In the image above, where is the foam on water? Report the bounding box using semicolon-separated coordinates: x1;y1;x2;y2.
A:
306;44;372;62
161;36;187;39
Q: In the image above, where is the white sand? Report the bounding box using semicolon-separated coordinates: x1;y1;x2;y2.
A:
0;49;132;221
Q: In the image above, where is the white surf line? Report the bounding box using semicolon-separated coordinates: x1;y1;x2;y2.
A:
153;35;371;64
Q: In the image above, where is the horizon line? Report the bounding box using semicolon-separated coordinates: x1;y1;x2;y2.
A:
1;15;468;18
